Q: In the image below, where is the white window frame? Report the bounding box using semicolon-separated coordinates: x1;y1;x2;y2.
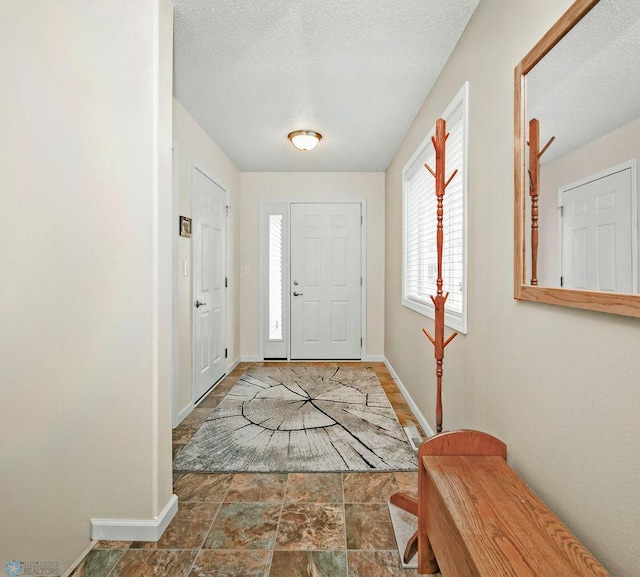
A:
402;82;469;334
259;201;289;359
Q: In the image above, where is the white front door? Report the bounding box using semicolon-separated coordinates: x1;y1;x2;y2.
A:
290;203;361;359
193;167;226;401
560;163;636;292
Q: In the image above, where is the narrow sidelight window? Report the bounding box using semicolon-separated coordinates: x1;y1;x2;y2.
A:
268;214;283;340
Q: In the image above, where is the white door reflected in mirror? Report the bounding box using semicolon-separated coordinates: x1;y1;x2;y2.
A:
524;0;640;295
559;163;637;293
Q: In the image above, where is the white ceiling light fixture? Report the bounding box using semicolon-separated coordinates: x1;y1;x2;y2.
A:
288;130;322;151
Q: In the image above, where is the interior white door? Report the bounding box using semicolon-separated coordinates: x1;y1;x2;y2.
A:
193;167;226;401
290;203;361;359
560;166;635;292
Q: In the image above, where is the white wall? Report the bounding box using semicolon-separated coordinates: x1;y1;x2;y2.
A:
172;99;241;420
538;115;640;287
384;1;640;575
240;172;385;359
0;0;174;572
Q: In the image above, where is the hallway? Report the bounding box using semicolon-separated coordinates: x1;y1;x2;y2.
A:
70;363;428;576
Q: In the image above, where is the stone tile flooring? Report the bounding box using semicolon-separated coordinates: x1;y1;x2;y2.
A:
71;362;429;577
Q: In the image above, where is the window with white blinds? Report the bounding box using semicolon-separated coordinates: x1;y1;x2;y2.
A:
268;214;283;340
402;83;468;333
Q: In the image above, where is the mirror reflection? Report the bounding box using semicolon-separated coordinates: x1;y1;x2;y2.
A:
525;0;640;293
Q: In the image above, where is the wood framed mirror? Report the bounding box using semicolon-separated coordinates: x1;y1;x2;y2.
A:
514;0;640;318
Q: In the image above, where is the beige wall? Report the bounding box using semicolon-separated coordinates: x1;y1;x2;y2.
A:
384;1;640;575
240;172;385;359
0;0;174;572
172;99;241;419
538;115;640;287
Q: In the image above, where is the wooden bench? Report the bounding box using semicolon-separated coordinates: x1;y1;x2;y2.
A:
409;430;611;576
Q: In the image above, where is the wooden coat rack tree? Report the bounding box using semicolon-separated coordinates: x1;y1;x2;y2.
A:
527;118;555;285
389;117;460;566
423;117;458;435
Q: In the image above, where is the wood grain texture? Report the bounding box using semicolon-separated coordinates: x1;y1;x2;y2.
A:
512;0;640;317
417;459;439;576
417;430;506;575
422;456;611;577
389;492;418;516
517;284;640;318
514;61;526;298
174;366;418;472
418;429;507;459
520;0;599;74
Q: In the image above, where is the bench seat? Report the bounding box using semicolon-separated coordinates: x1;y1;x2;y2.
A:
420;454;611;577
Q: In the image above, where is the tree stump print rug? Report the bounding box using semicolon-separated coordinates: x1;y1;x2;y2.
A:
173;366;418;472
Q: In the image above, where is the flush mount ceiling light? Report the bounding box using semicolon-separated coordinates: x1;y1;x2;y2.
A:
288;130;322;151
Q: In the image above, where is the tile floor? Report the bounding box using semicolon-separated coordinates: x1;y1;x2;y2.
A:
71;363;428;577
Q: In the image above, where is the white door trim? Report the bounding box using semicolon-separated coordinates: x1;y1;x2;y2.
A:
191;158;229;402
258;199;366;361
557;159;638;292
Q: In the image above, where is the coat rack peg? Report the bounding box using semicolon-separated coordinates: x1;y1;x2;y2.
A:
422;328;436;346
443;332;458;348
538;135;556;158
444;169;459;189
424;163;436;178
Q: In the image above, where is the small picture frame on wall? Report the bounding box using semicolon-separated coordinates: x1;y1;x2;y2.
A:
179;216;192;237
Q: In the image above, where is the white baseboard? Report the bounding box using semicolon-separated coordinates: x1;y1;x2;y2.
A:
178;360;241;422
91;494;178;542
238;355;386;364
384;357;435;438
175;402;194;427
61;540;97;577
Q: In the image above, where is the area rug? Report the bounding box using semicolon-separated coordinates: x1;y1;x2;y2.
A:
173;366;418;472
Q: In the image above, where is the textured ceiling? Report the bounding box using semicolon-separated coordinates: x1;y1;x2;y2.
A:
173;0;480;172
528;0;640;165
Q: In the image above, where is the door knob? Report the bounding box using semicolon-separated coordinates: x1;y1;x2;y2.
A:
195;300;207;308
293;280;299;286
293;291;303;297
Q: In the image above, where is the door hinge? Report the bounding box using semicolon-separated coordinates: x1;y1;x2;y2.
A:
360;215;363;225
559;205;564;217
225;348;228;358
225;277;228;288
225;205;231;217
560;276;564;287
360;337;363;347
360;277;363;286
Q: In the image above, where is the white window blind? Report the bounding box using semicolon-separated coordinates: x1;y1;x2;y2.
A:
402;83;468;333
268;214;283;340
